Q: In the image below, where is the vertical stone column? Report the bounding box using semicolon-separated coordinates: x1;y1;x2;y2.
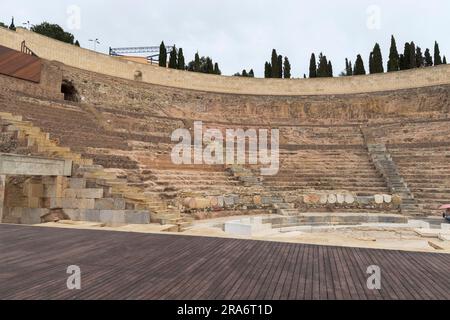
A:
0;175;6;223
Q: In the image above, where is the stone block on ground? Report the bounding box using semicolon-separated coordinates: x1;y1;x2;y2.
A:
125;211;151;224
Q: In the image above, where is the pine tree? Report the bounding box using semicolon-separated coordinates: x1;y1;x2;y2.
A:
387;35;399;72
434;41;442;65
74;40;80;47
424;49;433;67
283;57;291;79
177;48;185;70
444;56;447;64
264;62;272;78
354;54;366;75
168;46;178;69
409;42;416;69
159;41;167;67
277;55;283;78
242;69;248;77
271;49;279;78
9;17;16;31
249;69;255;77
309;53;317;78
372;43;384;73
327;61;333;77
194;52;201;72
415;47;424;68
214;62;221;75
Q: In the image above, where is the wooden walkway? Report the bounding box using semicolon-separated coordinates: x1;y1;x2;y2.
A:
0;224;448;300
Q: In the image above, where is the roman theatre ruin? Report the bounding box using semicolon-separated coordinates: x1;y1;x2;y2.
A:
1;27;450;252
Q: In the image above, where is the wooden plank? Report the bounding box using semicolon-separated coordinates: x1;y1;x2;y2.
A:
0;225;448;300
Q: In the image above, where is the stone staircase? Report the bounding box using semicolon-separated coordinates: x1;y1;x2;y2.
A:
0;112;183;226
367;143;423;216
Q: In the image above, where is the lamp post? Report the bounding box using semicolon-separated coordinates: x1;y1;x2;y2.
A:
88;38;100;51
22;21;33;29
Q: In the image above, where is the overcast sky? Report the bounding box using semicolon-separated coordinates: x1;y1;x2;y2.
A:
2;0;449;77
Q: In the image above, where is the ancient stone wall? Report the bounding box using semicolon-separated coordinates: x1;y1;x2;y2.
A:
1;27;449;96
61;64;450;124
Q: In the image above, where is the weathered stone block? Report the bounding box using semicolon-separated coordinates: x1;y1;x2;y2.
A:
64;188;104;199
61;198;95;209
125;211;150;224
67;178;86;189
64;209;81;220
94;198;126;210
84;209;100;222
99;210;125;225
224;196;235;207
25;184;44;197
15;208;48;224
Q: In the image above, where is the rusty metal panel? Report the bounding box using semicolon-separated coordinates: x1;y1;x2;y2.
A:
0;45;41;83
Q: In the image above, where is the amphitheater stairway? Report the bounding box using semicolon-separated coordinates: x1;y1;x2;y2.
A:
390;147;450;216
367;144;423;216
0;112;184;227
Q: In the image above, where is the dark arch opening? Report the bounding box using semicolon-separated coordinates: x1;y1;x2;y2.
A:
61;80;80;102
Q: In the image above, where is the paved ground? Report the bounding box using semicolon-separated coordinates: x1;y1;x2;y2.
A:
0;224;448;300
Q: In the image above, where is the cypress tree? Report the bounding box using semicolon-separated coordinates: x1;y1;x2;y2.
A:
214;62;221;75
369;52;374;74
283;57;291;79
248;69;255;78
345;58;353;76
264;62;272;78
354;54;366;75
303;74;306;79
159;41;167;67
415;47;424;68
409;42;416;69
277;55;283;78
242;69;248;77
399;54;406;70
444;56;447;64
317;53;328;77
348;61;353;76
402;43;411;69
271;49;279;78
372;43;384;73
74;40;80;47
434;41;442;65
387;35;399;72
194;52;201;72
9;17;16;31
424;49;433;67
327;61;333;77
206;57;214;74
168;46;177;69
177;48;185;70
309;53;317;78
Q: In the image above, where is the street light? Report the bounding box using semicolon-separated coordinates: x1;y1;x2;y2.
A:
22;21;34;29
88;38;100;51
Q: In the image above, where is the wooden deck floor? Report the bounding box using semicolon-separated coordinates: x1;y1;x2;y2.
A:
0;224;448;300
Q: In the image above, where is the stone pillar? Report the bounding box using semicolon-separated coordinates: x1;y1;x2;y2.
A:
0;175;5;223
